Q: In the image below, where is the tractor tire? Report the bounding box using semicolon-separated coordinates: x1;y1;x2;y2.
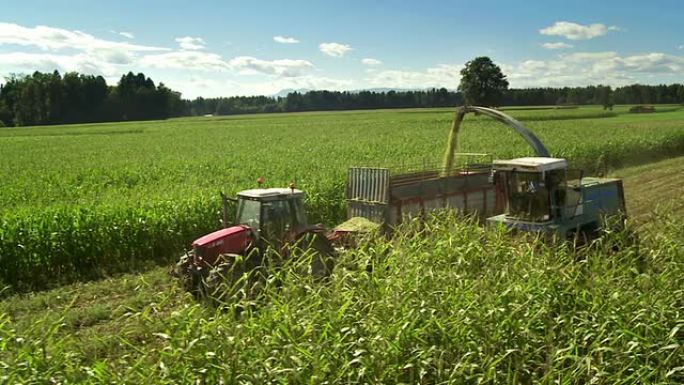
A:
204;261;234;299
294;232;336;279
173;251;201;296
203;254;254;301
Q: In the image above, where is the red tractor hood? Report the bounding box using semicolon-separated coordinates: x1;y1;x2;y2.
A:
192;225;250;248
191;225;252;265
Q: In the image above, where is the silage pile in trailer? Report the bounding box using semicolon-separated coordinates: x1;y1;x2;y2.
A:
334;216;381;232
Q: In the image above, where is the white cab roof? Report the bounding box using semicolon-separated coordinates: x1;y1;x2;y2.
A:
493;157;567;172
238;188;304;200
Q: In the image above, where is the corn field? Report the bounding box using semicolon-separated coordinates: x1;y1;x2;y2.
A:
0;211;682;383
1;106;683;291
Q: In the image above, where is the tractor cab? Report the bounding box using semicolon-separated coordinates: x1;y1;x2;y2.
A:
235;187;308;241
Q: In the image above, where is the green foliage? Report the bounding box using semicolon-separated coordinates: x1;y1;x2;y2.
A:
0;71;185;127
189;85;684;116
0;212;682;383
595;85;614;110
0;106;683;291
459;56;509;107
0;199;218;292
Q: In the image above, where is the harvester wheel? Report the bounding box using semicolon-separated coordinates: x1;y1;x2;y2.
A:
570;229;590;248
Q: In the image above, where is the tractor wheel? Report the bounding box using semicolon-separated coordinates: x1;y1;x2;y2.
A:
203;254;242;298
294;232;336;279
173;251;201;296
204;262;234;299
203;253;262;302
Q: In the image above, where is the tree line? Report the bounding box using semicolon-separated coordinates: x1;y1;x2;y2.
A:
503;84;684;107
0;71;185;127
188;88;462;116
2;70;684;127
187;84;684;116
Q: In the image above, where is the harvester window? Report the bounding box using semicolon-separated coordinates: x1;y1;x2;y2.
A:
546;169;582;218
566;169;583;188
505;171;551;222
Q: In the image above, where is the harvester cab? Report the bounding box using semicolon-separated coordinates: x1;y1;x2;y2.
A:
491;157;569;223
487;156;626;240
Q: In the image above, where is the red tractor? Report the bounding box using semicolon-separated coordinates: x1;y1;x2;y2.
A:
174;186;335;296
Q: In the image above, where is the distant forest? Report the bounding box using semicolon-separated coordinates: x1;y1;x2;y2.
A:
187;84;684;116
0;71;185;127
1;70;684;127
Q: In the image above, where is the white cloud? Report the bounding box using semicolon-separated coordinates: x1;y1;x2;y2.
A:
0;22;167;52
361;58;382;65
228;56;313;77
367;64;462;89
0;52;127;78
319;42;352;57
139;53;314;76
273;35;299;44
159;75;354;98
95;49;135;65
542;42;573;50
679;44;684;50
139;51;229;71
0;23;168;78
175;36;205;50
620;52;684;73
247;76;353;96
506;51;684;87
540;21;618;40
118;31;134;39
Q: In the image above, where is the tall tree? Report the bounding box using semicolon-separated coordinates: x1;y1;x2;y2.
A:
596;85;613;110
458;57;509;107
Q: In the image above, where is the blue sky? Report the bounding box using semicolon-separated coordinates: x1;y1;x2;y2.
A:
1;0;683;98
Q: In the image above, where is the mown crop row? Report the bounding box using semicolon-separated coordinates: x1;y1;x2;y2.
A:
1;211;682;383
1;107;683;292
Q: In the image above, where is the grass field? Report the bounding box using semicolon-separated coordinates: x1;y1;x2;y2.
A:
1;105;683;292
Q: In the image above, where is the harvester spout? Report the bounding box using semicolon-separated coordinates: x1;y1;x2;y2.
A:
442;106;550;174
